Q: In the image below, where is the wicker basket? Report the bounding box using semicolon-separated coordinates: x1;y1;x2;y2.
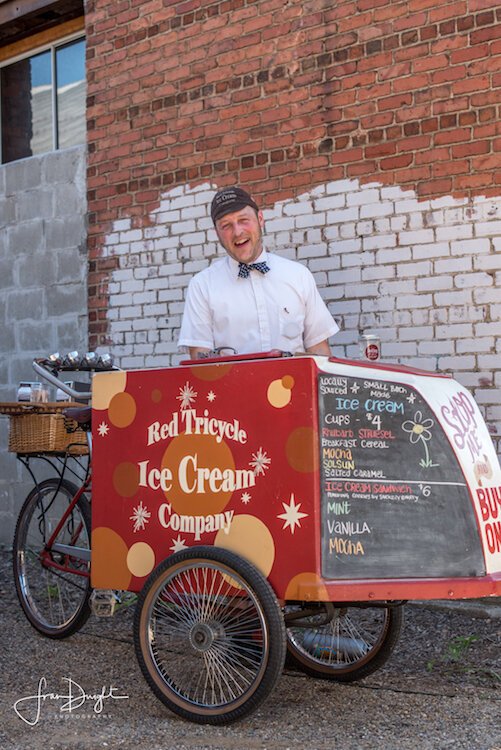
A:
0;403;88;455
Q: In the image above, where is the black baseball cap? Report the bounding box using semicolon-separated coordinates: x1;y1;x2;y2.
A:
211;187;259;224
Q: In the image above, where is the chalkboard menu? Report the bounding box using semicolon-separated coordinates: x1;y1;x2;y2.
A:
318;374;485;580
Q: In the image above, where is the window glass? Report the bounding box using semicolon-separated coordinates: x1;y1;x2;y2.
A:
1;50;52;163
0;37;85;163
56;38;86;149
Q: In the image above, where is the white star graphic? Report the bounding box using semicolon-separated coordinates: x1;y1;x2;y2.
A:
241;492;251;505
407;393;416;404
207;391;216;402
130;501;151;533
170;535;187;553
350;382;360;393
277;493;308;535
177;382;197;410
249;447;271;476
97;422;109;437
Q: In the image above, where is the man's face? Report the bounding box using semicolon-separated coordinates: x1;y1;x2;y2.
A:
214;205;264;264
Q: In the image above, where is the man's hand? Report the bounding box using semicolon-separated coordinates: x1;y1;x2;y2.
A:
189;347;211;359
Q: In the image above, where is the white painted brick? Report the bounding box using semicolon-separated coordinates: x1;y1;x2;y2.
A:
382;342;418;357
457;338;494;354
417;276;453;292
449;306;483;323
142;303;167;317
342;251;375;268
327;268;361;285
379;279;415;295
312;271;328;285
159;263;183;276
434;290;473;306
393;199;423;214
133;291;157;305
436;323;473;338
399;326;433;341
474;288;499;304
390;216;408;232
419;340;454;355
376;247;411;264
355;221;373;236
396;293;433;309
475;321;501;337
361;295;394;310
328;239;362;254
153;236;179;251
306;229;323;243
436;225;473;241
361;266;395;281
347;189;380;206
412;242;450;260
329;300;361;314
360;203;394;219
340;223;356;239
113;219;132;231
438;355;476;370
451;238;490;256
295;213;325;229
399;229;434;245
283;198;310;216
313;195;345;212
119;229;143;243
121;280;144;293
155;210;181;224
475;220;501;236
298;244;328;259
327;207;359;223
455;272;493;288
394;311;412;325
375;218;392;233
266;218;295;232
169;274;192;288
180;232;206;246
434;257;472;273
363;234;396;250
170;220;196;235
326;179;360;194
399;260;432;277
474;253;501;271
181;205;206;220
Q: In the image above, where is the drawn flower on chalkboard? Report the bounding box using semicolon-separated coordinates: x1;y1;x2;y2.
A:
402;411;439;468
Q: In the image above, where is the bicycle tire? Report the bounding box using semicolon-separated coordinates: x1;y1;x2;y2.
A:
286;603;403;682
134;546;286;724
13;477;92;638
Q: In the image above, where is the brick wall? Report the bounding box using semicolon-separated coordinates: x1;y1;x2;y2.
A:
86;0;501;454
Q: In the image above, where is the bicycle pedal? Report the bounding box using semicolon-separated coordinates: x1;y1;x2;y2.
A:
90;589;118;617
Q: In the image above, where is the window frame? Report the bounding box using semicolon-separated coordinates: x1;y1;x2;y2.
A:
0;30;85;164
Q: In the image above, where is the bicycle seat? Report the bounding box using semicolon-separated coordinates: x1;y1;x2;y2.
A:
64;406;92;427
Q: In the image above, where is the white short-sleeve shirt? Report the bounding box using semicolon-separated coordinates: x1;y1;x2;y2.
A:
178;250;339;354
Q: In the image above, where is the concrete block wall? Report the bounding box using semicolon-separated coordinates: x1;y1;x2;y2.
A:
99;179;501;459
0;145;88;545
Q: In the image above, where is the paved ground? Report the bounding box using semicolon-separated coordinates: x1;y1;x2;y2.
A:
1;550;500;750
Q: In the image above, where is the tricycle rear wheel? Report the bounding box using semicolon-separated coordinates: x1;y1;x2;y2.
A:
134;546;286;724
285;603;403;682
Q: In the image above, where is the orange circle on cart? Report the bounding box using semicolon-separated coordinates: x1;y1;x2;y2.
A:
113;462;140;498
189;364;233;382
161;433;236;516
108;392;137;428
285;571;328;601
127;542;155;578
151;389;163;404
91;527;132;590
286;426;319;473
215;514;275;579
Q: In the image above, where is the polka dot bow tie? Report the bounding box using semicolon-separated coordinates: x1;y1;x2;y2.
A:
238;261;270;278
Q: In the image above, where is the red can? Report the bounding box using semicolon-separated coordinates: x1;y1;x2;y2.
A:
359;334;380;361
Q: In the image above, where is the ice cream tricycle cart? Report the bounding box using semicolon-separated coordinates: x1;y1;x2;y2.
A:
5;351;501;724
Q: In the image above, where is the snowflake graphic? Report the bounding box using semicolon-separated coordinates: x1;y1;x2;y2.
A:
170;535;188;553
177;381;197;410
249;447;271;476
277;493;308;535
97;422;109;437
207;391;216;402
241;492;251;505
130;501;151;533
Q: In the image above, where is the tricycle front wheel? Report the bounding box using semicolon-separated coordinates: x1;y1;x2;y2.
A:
285;603;403;682
133;546;286;724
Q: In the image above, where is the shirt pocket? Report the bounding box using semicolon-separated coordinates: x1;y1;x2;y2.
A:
279;311;304;352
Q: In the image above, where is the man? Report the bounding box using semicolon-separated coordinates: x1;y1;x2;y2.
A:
178;187;339;358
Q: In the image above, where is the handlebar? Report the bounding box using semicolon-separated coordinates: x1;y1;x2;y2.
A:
33;357;120;403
